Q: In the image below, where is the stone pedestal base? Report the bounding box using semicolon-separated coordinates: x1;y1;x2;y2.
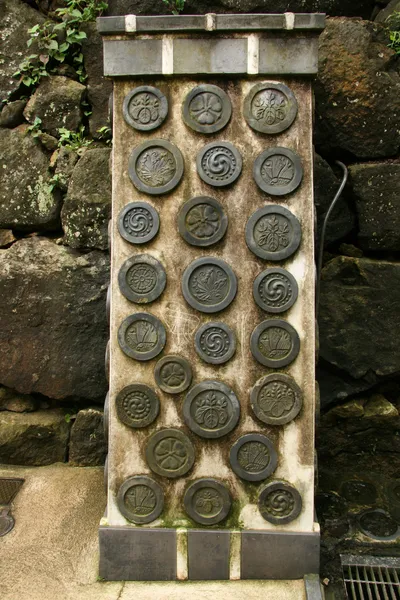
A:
99;525;320;582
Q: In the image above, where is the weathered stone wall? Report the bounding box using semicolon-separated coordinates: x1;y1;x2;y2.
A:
0;0;399;586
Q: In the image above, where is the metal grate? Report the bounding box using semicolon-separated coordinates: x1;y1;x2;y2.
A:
341;555;400;600
0;478;24;505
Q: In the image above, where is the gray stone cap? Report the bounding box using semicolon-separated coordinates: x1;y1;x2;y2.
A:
97;13;326;35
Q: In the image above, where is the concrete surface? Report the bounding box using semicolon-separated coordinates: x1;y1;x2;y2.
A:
0;464;308;600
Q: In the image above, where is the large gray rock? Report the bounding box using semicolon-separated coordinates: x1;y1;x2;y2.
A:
69;408;106;466
317;365;377;410
349;163;400;251
53;146;79;192
375;0;400;22
314;18;400;159
0;0;46;102
61;148;112;250
314;153;355;245
107;0;376;18
0;127;61;232
81;22;113;138
319;256;400;379
0;237;109;400
0;409;70;465
24;76;85;138
0;100;27;128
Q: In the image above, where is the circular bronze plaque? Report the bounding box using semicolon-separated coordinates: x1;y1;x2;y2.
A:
118;254;166;304
154;355;192;395
258;480;302;525
183;380;240;439
194;321;236;365
145;428;195;478
129;140;184;195
117;202;160;245
250;319;300;368
230;433;278;482
116;384;160;428
182;257;237;314
178;196;228;247
245;205;301;261
182;84;232;134
253;267;298;313
123;86;168;131
253;147;303;196
118;313;166;361
117;475;164;524
250;373;303;426
244;82;298;134
184;478;232;525
196;141;242;187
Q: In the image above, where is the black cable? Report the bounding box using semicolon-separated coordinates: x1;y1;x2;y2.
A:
315;160;348;317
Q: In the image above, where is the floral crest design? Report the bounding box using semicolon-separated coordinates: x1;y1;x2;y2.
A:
259;382;295;418
125;485;156;516
237;442;270;473
255;216;290;252
154;438;187;471
190;92;223;125
160;363;185;387
126;321;158;352
190;267;228;305
252;90;287;126
261;155;294;187
186;204;220;239
194;488;223;516
129;93;160;125
194;392;229;429
259;327;292;359
136;149;176;187
127;264;157;294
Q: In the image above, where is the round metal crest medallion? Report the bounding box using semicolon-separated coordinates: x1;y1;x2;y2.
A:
154;355;192;394
145;428;195;478
196;141;242;187
123;86;168;132
182;84;232;134
118;254;166;304
182;257;237;314
194;321;236;364
117;202;160;245
245;205;301;261
244;82;298;134
116;384;160;428
250;373;303;426
250;319;300;368
230;433;278;482
117;476;164;524
253;147;303;196
178;196;228;247
184;478;232;525
129;140;184;195
118;313;166;361
253;267;298;313
183;380;240;439
258;480;302;525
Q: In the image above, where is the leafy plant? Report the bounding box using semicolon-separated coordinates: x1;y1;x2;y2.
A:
14;1;108;88
387;11;400;55
27;116;43;138
96;126;112;145
58;125;93;152
162;0;185;15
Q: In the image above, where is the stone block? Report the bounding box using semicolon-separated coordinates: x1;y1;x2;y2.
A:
69;408;107;466
103;40;162;77
0;409;70;466
0;237;109;400
188;530;230;580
